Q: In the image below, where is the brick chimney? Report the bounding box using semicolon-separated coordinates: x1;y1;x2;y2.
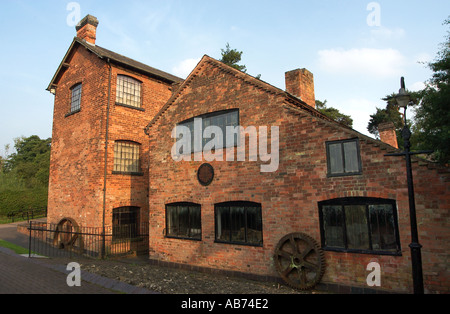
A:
285;68;315;108
76;15;99;45
378;122;398;149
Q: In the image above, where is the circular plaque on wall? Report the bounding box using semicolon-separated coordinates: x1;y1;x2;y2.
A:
197;163;214;186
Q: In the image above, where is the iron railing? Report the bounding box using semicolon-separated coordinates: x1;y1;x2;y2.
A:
1;207;47;223
27;221;149;259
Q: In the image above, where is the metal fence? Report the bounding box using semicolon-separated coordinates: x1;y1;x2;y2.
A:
1;207;47;223
27;221;149;259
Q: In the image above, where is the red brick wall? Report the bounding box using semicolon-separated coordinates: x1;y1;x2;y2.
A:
48;45;109;227
148;58;450;293
48;44;174;230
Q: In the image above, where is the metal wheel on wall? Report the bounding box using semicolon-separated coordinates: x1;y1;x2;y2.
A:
274;232;325;290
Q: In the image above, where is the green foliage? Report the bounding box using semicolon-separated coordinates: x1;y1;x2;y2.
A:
367;17;449;164
412;18;450;164
315;100;353;128
0;135;50;216
220;43;247;72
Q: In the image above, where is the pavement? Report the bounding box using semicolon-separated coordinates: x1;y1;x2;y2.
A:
0;219;157;294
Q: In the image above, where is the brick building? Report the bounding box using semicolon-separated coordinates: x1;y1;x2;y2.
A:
47;15;449;293
46;15;182;230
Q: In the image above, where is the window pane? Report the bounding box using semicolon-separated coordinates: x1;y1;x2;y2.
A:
166;206;179;237
329;143;343;174
322;205;345;248
112;207;139;239
230;206;245;242
344;141;359;173
369;204;397;251
216;206;230;242
166;204;201;239
116;75;142;108
246;206;263;245
178;110;239;154
71;84;82;112
189;205;202;239
345;205;369;250
114;142;140;173
178;205;189;237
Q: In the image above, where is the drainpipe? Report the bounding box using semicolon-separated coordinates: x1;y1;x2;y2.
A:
101;58;112;259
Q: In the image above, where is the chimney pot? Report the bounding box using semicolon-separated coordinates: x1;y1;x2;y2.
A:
76;15;99;45
285;68;315;108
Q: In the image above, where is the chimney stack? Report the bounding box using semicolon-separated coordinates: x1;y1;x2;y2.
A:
378;122;398;149
285;68;315;108
76;15;99;45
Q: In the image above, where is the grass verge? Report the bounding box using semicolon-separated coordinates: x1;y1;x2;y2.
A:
0;239;31;255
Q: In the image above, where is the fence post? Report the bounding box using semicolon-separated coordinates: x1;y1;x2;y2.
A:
28;221;32;258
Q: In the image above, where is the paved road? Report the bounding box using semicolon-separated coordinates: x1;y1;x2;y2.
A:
0;220;156;294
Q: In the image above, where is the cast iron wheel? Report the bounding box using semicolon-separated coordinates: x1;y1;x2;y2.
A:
274;232;325;290
53;218;83;253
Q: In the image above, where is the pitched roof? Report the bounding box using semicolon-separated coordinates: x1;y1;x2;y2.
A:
47;37;183;91
144;55;343;134
143;55;450;174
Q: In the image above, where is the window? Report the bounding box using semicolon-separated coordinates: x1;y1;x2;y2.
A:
326;139;362;176
113;141;142;174
112;206;139;239
215;201;263;246
116;75;142;109
318;197;401;255
176;109;239;154
165;203;201;240
70;83;82;113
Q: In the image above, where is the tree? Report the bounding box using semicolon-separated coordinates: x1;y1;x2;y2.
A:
316;100;353;128
220;43;247;72
6;135;51;187
412;18;450;164
367;91;421;150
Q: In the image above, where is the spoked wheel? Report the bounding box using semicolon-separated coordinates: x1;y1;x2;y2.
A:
53;218;83;253
274;232;325;290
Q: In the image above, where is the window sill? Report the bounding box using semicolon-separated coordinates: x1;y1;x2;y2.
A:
327;172;362;178
115;102;145;111
65;109;81;117
165;235;202;241
112;171;144;176
214;240;263;248
322;246;402;256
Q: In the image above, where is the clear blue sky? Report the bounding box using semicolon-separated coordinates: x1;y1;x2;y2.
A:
0;0;449;156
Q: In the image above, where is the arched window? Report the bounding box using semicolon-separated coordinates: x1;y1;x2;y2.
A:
215;201;263;246
112;206;140;239
318;197;401;255
116;75;142;108
113;141;141;174
165;202;201;240
70;83;82;113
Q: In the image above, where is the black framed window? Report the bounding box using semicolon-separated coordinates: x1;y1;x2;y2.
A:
116;75;142;109
176;109;239;154
70;83;82;113
112;206;139;239
215;201;263;246
165;203;201;240
318;197;401;255
113;141;142;174
326;138;362;176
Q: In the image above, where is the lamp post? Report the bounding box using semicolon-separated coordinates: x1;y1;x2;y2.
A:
385;77;433;294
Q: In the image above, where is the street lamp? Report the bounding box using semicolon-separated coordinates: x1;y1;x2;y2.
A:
385;77;433;294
